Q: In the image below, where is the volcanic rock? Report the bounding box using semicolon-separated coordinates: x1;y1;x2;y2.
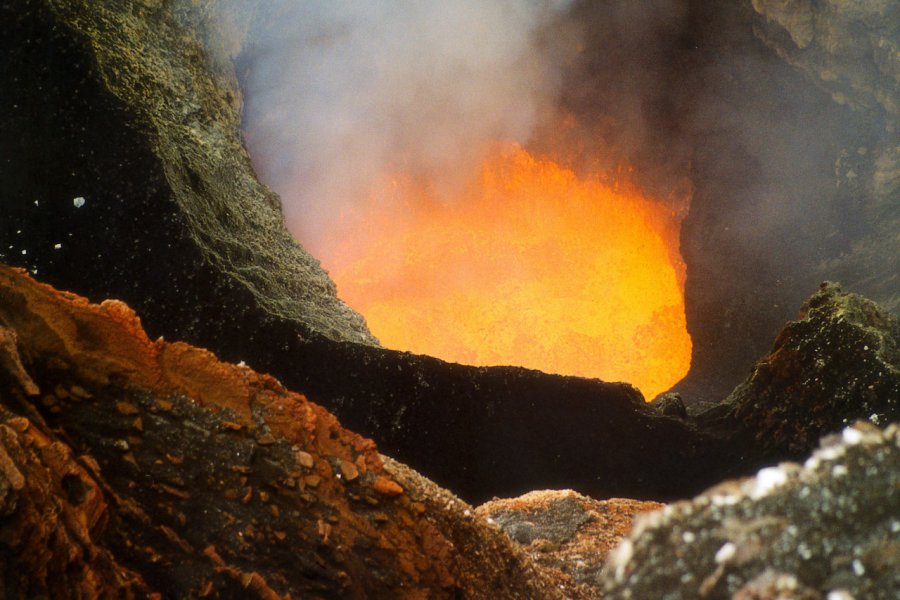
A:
708;281;900;462
671;0;899;402
2;0;897;509
0;401;151;598
751;0;899;118
601;421;900;599
477;490;663;598
0;0;374;346
0;265;563;598
750;0;900;317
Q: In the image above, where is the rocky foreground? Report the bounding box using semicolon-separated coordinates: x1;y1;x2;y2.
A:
1;265;898;598
0;264;564;598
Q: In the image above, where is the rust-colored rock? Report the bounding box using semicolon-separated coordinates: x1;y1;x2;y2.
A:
0;265;563;598
477;490;663;598
0;412;149;597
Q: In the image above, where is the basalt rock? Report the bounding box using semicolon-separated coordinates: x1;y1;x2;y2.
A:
673;0;898;403
0;265;563;599
601;422;900;599
751;0;899;118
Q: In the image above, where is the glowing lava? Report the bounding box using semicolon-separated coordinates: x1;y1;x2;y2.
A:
318;145;691;399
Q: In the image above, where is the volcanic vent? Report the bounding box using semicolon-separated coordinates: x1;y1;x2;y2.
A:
317;144;691;399
235;0;897;403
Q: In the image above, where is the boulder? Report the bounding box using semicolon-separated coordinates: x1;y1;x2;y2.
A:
601;421;900;599
477;490;663;598
707;282;899;462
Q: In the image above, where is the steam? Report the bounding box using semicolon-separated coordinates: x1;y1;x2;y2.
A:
234;0;577;252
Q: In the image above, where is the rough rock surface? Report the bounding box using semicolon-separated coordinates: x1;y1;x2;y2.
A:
601;422;900;599
0;0;373;345
477;490;663;598
751;0;899;117
710;282;899;461
750;0;900;315
669;1;898;402
2;0;897;509
0;265;563;599
0;402;151;597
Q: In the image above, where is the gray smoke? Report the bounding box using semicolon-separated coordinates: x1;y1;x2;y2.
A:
233;0;578;252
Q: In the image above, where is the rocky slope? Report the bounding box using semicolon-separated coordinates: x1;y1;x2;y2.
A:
714;282;899;460
477;491;663;598
0;0;373;345
2;263;898;597
0;264;563;598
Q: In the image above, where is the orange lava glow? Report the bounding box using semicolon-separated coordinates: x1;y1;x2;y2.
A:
319;144;692;399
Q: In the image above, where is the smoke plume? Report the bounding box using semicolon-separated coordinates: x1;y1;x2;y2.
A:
233;0;577;252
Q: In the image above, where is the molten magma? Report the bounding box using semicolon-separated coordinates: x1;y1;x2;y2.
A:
318;145;692;399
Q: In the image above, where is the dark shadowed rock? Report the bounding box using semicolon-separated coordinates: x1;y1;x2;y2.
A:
601;421;900;599
707;282;899;462
751;0;899;118
650;391;687;418
0;265;564;598
0;0;373;346
750;0;900;319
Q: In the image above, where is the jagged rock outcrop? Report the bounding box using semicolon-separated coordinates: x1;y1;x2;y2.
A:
708;282;899;462
476;490;663;598
0;0;373;345
0;265;563;598
601;422;900;599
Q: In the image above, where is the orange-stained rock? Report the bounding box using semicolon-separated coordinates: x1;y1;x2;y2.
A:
0;412;149;597
374;475;405;497
477;489;664;598
0;265;563;598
